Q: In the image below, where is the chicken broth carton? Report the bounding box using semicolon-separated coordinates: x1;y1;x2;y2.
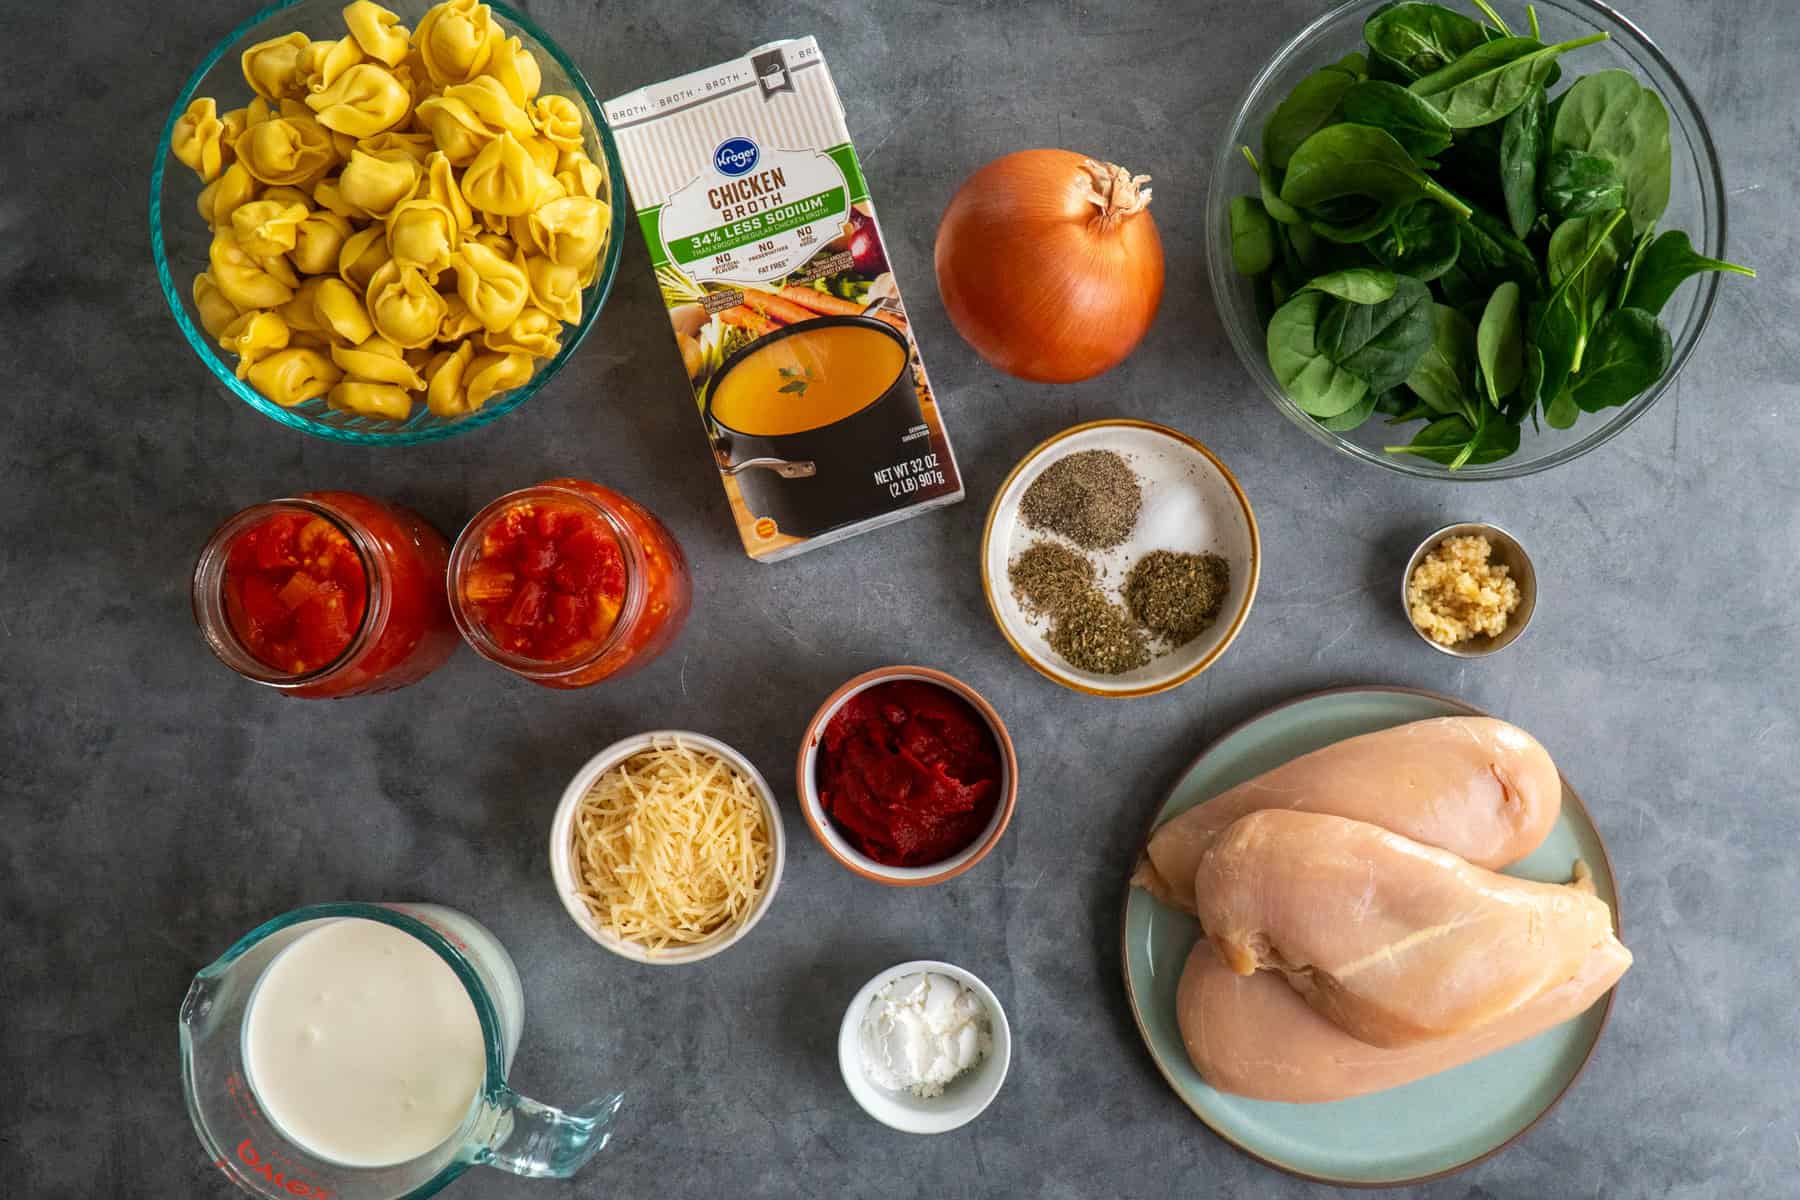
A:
605;38;964;561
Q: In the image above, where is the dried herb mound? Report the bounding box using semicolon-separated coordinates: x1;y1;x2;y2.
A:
1007;539;1149;675
1124;550;1230;647
1019;450;1142;550
1007;541;1095;618
1047;593;1150;675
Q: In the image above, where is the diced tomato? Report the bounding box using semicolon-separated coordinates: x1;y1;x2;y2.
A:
278;572;324;611
462;562;516;604
252;521;300;571
552;527;603;591
296;518;339;557
293;593;352;667
238;573;292;635
549;592;584;633
517;537;558;582
505;580;547;628
591;591;622;636
221;509;366;675
461;499;628;664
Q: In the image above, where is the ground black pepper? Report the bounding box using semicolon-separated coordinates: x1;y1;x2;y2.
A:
1124;550;1230;646
1018;450;1142;550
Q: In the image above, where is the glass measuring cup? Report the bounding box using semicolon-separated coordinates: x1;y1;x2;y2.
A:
180;902;621;1199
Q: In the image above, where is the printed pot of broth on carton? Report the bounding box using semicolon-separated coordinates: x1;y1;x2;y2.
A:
606;38;963;560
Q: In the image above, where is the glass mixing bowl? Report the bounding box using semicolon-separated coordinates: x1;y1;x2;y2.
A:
150;0;626;445
1205;0;1734;480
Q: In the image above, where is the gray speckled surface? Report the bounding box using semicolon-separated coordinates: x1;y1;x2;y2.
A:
4;1;1797;1197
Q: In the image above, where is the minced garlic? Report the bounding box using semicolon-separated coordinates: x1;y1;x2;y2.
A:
1406;535;1520;647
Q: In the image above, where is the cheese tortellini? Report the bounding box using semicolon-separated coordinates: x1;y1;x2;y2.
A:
451;241;529;332
173;99;230;183
460;133;553;218
171;1;612;422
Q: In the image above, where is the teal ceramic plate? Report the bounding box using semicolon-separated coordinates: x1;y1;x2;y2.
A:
1120;686;1622;1187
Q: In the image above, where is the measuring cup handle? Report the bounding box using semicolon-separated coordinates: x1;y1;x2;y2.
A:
475;1085;624;1179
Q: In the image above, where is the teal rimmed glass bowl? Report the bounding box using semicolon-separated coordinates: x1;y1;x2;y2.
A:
150;0;625;445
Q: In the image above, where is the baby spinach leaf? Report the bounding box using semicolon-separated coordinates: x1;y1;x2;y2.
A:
1617;229;1756;316
1409;33;1609;129
1334;51;1371;79
1317;275;1435;393
1308;198;1404;244
1499;83;1546;237
1305;267;1400;304
1367;200;1462;281
1547;211;1629;297
1229;196;1278;276
1533;293;1576;406
1317;386;1382;431
1470;0;1512;37
1281;124;1472;220
1269;265;1296;310
1529;293;1582;404
1568;307;1671;411
1550;69;1671;231
1439;207;1539;309
1615;229;1655;309
1263;62;1362;170
1367;50;1414;85
1429;123;1507;214
1374;386;1418;417
1362;2;1488;81
1512;342;1545;423
1284;220;1322;270
1253;272;1279;328
1385;407;1521;466
1340;80;1455;160
1266;291;1370;418
1477;281;1525;404
1545;210;1629;366
1241;147;1306;225
1540;149;1624;219
1545;388;1579;428
1404;302;1478;417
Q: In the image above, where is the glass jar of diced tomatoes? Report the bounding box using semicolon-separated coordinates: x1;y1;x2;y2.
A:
449;479;691;689
191;492;458;698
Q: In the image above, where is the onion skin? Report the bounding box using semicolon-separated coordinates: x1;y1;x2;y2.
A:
935;148;1164;383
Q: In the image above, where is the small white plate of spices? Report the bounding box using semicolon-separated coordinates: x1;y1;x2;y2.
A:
980;419;1261;698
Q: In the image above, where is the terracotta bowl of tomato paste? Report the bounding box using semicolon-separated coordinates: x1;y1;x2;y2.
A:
797;666;1018;886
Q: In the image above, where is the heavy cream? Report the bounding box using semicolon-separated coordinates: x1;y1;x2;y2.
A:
859;971;990;1098
242;917;486;1168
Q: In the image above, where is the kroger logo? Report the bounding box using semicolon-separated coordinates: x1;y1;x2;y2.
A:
713;137;760;177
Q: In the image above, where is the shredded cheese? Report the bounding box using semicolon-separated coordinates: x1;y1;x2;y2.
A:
572;739;773;952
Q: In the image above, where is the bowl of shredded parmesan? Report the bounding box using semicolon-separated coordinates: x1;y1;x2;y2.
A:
550;731;785;963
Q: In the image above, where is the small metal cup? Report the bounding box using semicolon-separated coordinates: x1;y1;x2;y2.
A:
1402;522;1537;658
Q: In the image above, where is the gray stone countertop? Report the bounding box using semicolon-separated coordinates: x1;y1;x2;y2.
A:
4;1;1795;1197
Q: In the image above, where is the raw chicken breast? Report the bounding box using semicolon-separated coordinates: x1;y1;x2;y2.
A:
1176;932;1632;1102
1193;810;1619;1048
1131;717;1560;915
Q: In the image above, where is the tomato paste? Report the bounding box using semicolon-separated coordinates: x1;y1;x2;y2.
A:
222;510;369;674
459;500;628;663
817;681;1002;866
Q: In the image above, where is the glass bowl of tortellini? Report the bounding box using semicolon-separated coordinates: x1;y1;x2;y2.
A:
152;0;625;443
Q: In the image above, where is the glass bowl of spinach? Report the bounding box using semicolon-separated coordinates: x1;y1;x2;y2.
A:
1207;0;1752;478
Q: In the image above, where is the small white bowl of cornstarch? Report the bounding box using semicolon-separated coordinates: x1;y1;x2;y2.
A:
550;731;786;964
